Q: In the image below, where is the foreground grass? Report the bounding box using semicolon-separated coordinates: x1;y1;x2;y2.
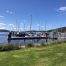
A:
0;43;66;66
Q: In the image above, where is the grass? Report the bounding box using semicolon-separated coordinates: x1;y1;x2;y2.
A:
0;44;20;51
0;43;66;66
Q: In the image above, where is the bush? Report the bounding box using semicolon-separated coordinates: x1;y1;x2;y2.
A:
7;44;21;50
0;44;21;51
0;45;5;51
7;44;14;50
26;43;34;47
14;44;21;50
41;42;48;46
51;40;64;45
62;40;66;43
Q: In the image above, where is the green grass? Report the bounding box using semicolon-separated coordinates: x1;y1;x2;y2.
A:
0;43;66;66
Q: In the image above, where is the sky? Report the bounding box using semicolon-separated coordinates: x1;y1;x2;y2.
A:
0;0;66;31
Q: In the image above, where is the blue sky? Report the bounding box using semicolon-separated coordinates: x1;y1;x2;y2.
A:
0;0;66;31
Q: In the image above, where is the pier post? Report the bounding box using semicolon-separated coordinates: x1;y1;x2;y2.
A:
37;39;40;43
33;39;35;43
8;32;11;44
24;39;26;46
46;38;48;43
45;33;48;43
37;39;38;43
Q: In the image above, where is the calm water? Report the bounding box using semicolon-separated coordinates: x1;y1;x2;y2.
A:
0;32;8;45
0;32;53;46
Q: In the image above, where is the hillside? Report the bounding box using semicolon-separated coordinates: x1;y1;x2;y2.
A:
0;29;9;32
48;27;66;32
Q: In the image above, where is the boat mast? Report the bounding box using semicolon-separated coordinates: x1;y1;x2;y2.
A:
16;20;19;32
30;15;32;31
45;21;46;32
24;23;25;32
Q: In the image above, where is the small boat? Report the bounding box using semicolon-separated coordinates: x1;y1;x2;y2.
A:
15;32;30;37
15;32;25;37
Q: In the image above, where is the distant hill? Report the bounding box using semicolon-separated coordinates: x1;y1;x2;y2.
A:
0;29;9;32
0;27;66;33
48;27;66;33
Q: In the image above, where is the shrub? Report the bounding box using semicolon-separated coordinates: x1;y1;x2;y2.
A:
51;40;63;45
0;45;5;51
41;42;48;46
0;44;21;51
7;44;14;50
14;44;21;50
7;44;21;50
62;40;66;43
26;43;34;47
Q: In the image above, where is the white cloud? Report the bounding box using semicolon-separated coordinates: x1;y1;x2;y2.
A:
0;23;16;30
41;26;44;27
13;27;16;30
8;24;16;30
6;10;13;14
37;24;40;26
0;15;4;18
0;23;6;25
58;6;66;12
0;26;6;29
9;24;14;26
0;23;7;29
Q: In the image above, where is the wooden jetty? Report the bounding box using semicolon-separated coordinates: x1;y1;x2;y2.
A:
10;36;48;40
8;32;58;44
8;36;57;44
